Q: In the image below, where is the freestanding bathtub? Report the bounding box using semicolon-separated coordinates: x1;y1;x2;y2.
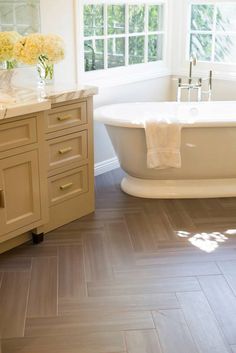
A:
94;101;236;198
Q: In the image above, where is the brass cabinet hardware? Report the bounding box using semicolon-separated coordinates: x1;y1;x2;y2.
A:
57;115;72;121
59;146;73;154
60;182;73;190
0;188;5;208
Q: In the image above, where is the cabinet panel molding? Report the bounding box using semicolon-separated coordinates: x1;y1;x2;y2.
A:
0;117;37;154
48;165;89;206
45;102;87;133
47;130;88;171
0;150;41;236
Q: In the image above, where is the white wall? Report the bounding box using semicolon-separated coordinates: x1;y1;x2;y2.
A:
40;0;77;84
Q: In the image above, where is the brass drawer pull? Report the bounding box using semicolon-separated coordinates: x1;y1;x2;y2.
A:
0;189;5;208
59;146;73;154
57;115;72;121
60;182;73;190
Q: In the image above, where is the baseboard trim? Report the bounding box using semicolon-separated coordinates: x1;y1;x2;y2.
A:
95;157;120;176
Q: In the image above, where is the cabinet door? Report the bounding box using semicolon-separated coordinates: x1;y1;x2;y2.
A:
0;150;41;236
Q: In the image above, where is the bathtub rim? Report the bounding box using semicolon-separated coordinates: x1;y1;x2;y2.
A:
94;101;236;129
121;175;236;199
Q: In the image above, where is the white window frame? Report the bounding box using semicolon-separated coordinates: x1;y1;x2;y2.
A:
76;0;171;87
172;0;236;81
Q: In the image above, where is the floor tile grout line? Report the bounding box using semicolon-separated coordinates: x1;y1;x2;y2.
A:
192;278;233;351
81;237;89;298
150;310;164;353
174;291;202;353
22;257;33;337
56;246;59;317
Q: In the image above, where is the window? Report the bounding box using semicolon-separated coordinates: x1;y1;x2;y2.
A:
0;0;40;35
83;2;165;72
189;3;236;64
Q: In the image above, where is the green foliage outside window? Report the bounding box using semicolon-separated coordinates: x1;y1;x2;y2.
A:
190;4;235;63
83;3;164;72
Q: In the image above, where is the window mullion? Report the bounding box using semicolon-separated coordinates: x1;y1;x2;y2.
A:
125;3;129;66
144;4;148;63
211;4;217;63
104;4;108;70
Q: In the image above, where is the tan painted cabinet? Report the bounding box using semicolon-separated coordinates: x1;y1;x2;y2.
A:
0;96;95;251
0;113;48;246
42;96;94;233
0;150;41;236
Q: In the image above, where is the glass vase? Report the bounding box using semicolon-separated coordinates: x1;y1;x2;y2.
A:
37;57;54;86
0;68;16;93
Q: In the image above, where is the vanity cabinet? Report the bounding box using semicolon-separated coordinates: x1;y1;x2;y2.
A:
41;96;94;233
0;92;95;251
0;113;48;244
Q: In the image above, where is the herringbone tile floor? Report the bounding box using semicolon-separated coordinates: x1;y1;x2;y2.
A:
1;168;236;352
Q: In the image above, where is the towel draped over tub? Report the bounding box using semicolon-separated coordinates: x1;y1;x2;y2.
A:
144;118;182;169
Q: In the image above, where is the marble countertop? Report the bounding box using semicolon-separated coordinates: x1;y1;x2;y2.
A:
41;84;98;104
0;84;98;120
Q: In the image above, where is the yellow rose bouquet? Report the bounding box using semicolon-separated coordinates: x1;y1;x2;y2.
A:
0;31;22;69
14;33;65;85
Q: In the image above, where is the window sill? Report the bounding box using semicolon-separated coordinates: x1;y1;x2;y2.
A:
80;67;171;88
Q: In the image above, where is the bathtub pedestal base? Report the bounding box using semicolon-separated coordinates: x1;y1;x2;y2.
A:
121;175;236;199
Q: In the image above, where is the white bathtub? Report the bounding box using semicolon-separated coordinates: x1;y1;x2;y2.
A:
94;101;236;198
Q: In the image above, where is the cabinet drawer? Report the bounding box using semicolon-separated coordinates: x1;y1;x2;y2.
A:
48;165;88;206
45;102;87;133
47;130;88;171
0;117;37;153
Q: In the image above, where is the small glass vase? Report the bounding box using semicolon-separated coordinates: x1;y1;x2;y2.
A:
0;62;16;94
0;69;15;94
37;57;54;86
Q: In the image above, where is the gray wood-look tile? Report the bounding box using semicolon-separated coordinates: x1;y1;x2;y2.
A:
58;292;179;314
125;329;162;353
198;275;236;345
25;310;154;337
84;232;113;281
27;257;58;318
0;256;31;272
177;291;231;353
217;260;236;296
0;272;30;338
87;276;200;296
58;245;86;298
153;309;199;353
114;261;221;280
105;222;135;267
231;345;236;353
2;331;125;353
124;212;157;252
1;169;236;352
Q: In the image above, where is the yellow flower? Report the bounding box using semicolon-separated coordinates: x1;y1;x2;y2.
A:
14;33;65;65
0;31;22;62
14;33;44;65
42;34;65;63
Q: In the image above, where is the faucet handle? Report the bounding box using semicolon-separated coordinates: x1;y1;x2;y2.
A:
190;54;197;66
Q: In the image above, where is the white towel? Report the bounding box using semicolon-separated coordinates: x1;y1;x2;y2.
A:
144;119;182;169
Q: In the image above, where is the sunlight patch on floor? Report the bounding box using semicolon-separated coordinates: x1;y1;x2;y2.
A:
177;230;228;253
